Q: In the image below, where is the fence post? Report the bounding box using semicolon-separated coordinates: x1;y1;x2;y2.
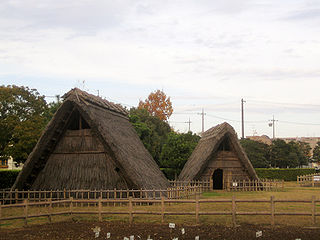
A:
140;189;142;206
270;196;275;226
195;194;199;224
70;197;73;216
129;197;133;224
0;202;2;228
48;198;52;223
98;196;102;222
161;196;165;223
232;195;236;228
312;195;316;226
24;199;28;226
312;176;315;187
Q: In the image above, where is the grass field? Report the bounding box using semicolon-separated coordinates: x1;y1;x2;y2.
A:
1;181;320;229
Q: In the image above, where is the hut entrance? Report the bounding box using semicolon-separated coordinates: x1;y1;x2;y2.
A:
212;168;223;189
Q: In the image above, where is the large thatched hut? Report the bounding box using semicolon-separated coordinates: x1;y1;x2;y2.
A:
12;88;170;190
179;122;259;189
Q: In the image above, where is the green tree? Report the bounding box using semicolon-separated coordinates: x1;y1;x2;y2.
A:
129;107;171;165
313;142;320;162
0;85;48;163
294;141;311;167
270;139;300;168
160;132;200;179
240;139;270;168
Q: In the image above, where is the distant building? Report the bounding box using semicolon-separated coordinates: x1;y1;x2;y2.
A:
281;137;320;152
0;156;23;170
246;135;272;145
0;157;8;169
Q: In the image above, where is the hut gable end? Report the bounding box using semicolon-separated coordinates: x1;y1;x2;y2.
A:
12;88;170;190
32;129;128;190
179;122;259;187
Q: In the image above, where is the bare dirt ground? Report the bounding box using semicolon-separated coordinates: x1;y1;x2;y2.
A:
1;221;320;240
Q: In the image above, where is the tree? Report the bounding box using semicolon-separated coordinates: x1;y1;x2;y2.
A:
313;142;320;162
295;141;311;167
240;139;270;168
270;139;300;168
138;90;173;121
129;107;171;165
0;85;48;163
160;132;200;179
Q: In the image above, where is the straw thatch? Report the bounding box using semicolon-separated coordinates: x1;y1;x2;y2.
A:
179;122;259;182
12;88;170;190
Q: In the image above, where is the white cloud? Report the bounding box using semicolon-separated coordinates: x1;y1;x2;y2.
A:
1;0;320;136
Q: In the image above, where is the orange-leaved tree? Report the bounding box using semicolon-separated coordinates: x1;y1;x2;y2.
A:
138;90;173;121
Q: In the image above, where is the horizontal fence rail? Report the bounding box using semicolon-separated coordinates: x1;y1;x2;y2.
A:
0;196;318;228
297;173;320;187
0;186;202;205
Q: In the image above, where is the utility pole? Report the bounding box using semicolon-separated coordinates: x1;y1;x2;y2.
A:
241;98;246;139
55;95;60;103
268;115;278;139
185;118;192;132
197;108;206;134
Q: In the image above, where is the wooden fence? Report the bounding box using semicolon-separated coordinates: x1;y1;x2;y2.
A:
0;179;284;205
0;186;201;205
169;180;211;191
170;179;284;192
1;195;319;228
297;173;320;187
225;179;284;191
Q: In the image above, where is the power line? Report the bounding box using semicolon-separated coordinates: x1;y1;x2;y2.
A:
206;113;240;122
168;118;192;132
173;111;320;126
248;99;320;108
279;120;320;126
44;91;320;128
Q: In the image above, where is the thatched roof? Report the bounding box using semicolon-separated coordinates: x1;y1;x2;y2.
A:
12;88;170;190
179;122;259;181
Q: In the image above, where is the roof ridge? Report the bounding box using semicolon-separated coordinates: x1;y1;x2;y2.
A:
201;122;234;141
63;88;128;116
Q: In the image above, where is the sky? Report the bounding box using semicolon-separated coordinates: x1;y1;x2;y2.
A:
1;0;320;137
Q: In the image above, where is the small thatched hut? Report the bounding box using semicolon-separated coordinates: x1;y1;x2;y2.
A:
179;122;259;189
12;88;170;190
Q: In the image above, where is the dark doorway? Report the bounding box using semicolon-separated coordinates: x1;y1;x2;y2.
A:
212;169;223;189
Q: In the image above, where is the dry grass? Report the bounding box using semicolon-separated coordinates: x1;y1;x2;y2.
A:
1;182;320;229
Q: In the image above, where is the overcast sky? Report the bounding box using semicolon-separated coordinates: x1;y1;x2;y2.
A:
1;0;320;137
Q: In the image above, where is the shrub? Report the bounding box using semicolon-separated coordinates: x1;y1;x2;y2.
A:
0;170;20;189
255;168;316;181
